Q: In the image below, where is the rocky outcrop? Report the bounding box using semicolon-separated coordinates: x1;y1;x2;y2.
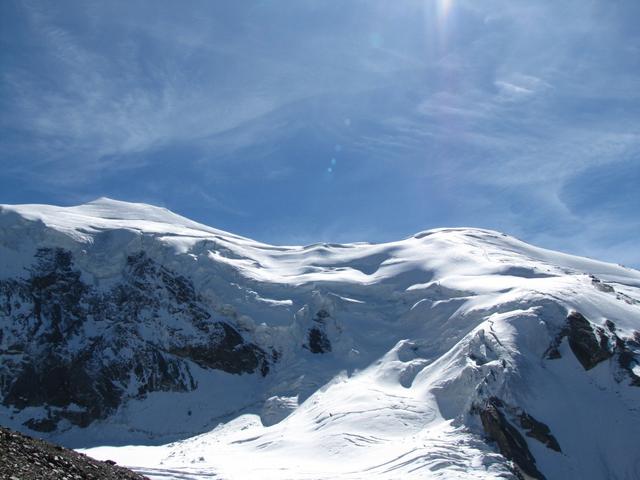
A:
565;312;613;370
0;425;148;479
611;327;640;387
0;248;272;432
545;311;612;369
479;397;546;480
518;411;561;453
545;312;640;385
169;321;270;376
304;309;332;354
590;275;615;293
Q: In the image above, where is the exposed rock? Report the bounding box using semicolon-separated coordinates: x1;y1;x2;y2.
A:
604;319;617;333
543;332;564;360
566;312;613;370
479;397;546;480
475;396;562;454
0;425;148;479
590;275;615;293
545;313;640;385
307;327;332;354
303;310;332;354
0;248;272;432
169;321;270;376
518;412;561;453
616;333;640;387
544;312;612;369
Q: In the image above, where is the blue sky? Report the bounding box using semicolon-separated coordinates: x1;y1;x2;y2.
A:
1;0;639;266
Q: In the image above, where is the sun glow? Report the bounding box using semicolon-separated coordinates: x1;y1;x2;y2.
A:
437;0;454;20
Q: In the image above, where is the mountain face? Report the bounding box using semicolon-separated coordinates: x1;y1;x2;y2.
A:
1;198;639;480
1;247;270;433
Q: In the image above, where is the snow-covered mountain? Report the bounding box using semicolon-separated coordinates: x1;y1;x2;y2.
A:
1;198;639;480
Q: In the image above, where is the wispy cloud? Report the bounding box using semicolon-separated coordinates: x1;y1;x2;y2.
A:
1;0;639;266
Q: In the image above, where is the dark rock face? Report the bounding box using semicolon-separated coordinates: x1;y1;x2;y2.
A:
305;309;332;354
566;312;613;370
0;248;271;432
307;327;332;354
479;397;546;480
170;321;270;376
0;425;149;479
615;333;640;387
518;412;561;453
545;312;640;385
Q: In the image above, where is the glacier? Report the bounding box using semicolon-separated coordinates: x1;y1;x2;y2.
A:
0;198;639;479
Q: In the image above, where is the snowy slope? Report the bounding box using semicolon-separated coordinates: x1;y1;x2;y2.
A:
1;198;639;480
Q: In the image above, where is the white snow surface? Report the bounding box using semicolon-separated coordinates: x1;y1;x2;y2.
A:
1;198;639;479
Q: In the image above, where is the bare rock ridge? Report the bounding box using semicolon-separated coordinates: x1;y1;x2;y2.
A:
477;397;562;480
0;426;148;479
479;397;547;480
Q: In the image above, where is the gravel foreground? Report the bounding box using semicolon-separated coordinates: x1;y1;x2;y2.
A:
0;427;148;480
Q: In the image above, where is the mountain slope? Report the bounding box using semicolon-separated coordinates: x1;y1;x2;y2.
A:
0;425;148;480
1;198;639;479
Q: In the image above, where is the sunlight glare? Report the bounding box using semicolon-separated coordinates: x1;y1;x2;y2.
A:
438;0;454;20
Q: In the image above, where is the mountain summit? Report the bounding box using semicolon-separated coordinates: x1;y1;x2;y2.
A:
1;199;639;479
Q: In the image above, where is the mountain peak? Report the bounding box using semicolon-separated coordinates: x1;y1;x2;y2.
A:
0;197;238;242
73;197;179;222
